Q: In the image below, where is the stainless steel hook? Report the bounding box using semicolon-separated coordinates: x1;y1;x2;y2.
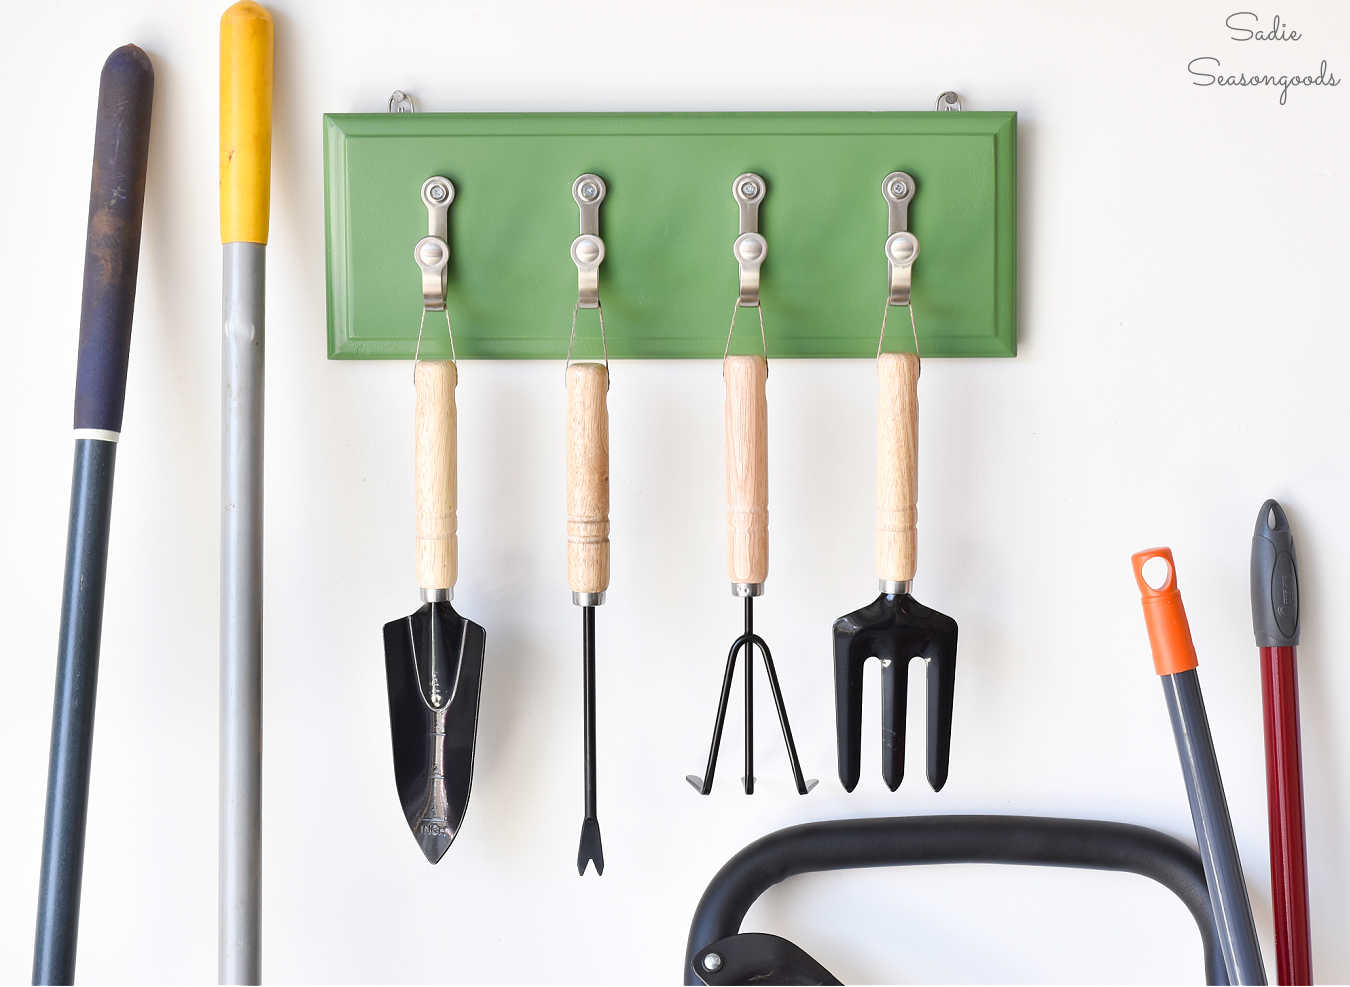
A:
881;172;918;307
571;174;606;310
725;173;768;362
412;176;457;369
878;171;920;358
731;173;766;307
567;174;609;376
414;176;454;312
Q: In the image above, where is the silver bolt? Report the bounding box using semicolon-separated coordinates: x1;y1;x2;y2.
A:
428;183;447;202
890;179;909;198
740;180;759;199
579;181;600;202
702;953;723;973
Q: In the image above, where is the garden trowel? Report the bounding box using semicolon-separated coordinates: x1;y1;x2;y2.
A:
382;359;486;863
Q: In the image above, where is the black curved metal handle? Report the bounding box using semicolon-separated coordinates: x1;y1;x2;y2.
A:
684;815;1228;986
75;45;154;432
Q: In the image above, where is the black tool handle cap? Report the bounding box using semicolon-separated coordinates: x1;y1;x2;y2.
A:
74;44;154;432
1251;499;1299;646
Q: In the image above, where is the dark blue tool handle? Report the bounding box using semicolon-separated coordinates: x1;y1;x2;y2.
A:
74;45;154;432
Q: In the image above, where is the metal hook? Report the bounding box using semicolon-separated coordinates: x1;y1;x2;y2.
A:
936;90;964;111
566;174;609;382
877;171;921;359
412;176;457;376
724;173;769;363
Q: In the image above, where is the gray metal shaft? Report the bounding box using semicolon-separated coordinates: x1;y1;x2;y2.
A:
1162;669;1265;985
220;243;264;985
33;437;118;985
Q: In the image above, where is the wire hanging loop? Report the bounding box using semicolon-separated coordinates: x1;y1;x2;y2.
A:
413;306;457;380
723;300;768;363
877;298;921;361
565;298;609;379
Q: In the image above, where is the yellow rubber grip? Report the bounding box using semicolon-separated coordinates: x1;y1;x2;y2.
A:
219;0;273;244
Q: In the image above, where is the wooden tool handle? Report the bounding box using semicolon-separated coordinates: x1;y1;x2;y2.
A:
415;361;457;592
724;355;769;587
219;0;273;245
566;363;610;597
876;352;919;584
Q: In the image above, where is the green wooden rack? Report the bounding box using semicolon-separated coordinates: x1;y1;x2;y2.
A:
324;111;1017;360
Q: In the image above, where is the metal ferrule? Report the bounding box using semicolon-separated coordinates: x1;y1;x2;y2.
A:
572;591;605;607
879;579;912;596
420;587;453;603
731;582;764;598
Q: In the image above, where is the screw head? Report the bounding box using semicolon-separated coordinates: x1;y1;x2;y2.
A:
890;179;909;199
579;180;600;202
739;179;759;199
417;240;445;266
887;233;917;265
702;953;723;973
428;183;448;202
574;236;602;265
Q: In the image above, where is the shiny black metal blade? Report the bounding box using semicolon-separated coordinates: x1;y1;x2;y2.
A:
833;591;957;791
382;601;486;863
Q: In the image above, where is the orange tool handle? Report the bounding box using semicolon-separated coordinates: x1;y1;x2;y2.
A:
1131;547;1198;676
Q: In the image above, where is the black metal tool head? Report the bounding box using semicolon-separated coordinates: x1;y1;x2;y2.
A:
833;591;957;793
383;600;486;863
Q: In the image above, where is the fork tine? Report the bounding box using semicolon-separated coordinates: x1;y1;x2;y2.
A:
833;630;866;792
880;657;908;791
925;626;958;792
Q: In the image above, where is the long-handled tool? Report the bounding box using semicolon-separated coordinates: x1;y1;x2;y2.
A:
565;174;610;875
1132;547;1266;986
833;352;957;792
688;174;813;796
568;362;609;874
1250;501;1312;985
383;176;486;864
219;4;272;981
32;44;153;986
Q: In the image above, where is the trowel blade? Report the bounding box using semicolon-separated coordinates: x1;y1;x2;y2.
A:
382;601;486;863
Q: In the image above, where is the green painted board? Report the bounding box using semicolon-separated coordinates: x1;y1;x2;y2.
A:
324;112;1016;359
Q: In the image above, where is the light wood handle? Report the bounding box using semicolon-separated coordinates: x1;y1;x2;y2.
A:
877;352;919;584
566;362;610;596
415;360;457;592
724;355;769;587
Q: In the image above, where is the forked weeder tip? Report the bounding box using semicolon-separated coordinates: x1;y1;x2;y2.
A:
577;816;604;876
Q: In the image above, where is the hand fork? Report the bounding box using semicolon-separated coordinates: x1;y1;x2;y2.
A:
833;353;957;792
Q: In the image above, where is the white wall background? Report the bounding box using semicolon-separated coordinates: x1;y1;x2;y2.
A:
2;0;1348;982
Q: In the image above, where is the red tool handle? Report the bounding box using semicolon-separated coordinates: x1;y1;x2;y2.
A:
1261;645;1313;985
